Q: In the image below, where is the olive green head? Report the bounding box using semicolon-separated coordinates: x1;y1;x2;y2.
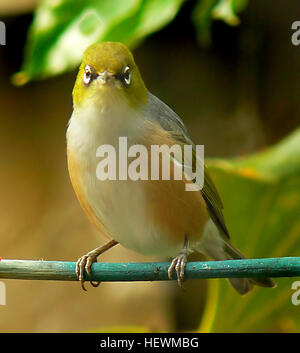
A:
73;42;148;109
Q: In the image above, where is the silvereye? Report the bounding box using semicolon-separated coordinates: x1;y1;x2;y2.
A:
67;42;275;294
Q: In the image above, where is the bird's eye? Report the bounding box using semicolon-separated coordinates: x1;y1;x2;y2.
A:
123;66;131;86
83;65;95;85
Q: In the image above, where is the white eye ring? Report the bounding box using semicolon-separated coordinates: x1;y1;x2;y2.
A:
123;66;131;85
83;65;94;85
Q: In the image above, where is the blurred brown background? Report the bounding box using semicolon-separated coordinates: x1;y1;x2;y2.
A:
0;0;299;332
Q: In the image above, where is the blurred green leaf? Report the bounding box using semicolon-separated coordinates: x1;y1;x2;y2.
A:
213;0;247;26
200;128;300;332
192;0;218;45
13;0;185;84
192;0;248;45
101;0;186;47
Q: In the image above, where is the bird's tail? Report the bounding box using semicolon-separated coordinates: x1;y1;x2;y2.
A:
220;240;276;295
195;220;276;295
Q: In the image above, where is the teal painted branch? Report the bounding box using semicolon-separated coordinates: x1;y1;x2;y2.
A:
0;257;300;282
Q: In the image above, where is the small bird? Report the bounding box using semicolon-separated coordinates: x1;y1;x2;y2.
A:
67;41;275;294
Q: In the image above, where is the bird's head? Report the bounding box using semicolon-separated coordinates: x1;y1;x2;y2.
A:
73;42;148;110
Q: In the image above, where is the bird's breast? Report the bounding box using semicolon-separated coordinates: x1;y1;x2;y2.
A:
66;106;209;257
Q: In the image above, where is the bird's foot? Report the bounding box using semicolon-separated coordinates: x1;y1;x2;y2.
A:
76;252;101;291
75;240;118;291
168;252;188;288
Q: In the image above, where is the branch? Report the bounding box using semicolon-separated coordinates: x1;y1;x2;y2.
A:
0;257;299;282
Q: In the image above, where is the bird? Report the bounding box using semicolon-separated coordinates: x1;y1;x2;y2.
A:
66;41;276;294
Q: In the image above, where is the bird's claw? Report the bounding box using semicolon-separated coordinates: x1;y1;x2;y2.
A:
168;253;187;288
76;253;101;291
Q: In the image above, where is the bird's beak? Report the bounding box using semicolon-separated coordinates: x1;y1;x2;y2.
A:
98;70;115;85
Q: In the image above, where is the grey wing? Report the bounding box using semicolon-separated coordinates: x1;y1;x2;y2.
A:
145;92;190;140
144;92;230;239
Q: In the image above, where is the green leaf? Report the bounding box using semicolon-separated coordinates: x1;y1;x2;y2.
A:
212;0;246;26
192;0;248;45
13;0;185;84
192;0;218;45
200;128;300;332
100;0;185;48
